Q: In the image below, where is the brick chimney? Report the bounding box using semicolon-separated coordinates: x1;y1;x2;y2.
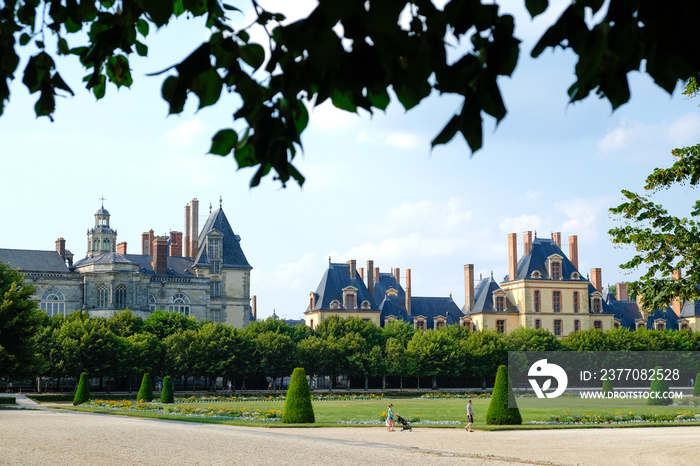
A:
184;204;190;258
553;231;561;248
366;260;374;297
523;231;533;256
374;267;380;283
56;237;66;258
152;236;168;275
616;282;629;301
184;198;199;259
508;233;518;281
672;269;682;317
394;267;400;285
117;242;127;254
347;259;357;280
141;232;150;255
569;235;579;270
170;231;183;257
405;268;412;316
251;295;257;320
464;264;474;313
591;268;602;293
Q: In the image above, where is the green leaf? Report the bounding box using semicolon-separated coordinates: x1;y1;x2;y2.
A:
135;41;148;57
431;115;459;148
239;43;265;70
209;129;238;156
57;37;70;55
191;68;223;109
525;0;548;18
145;0;174;27
19;34;31;46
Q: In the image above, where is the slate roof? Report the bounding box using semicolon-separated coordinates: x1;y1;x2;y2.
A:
0;248;71;273
466;274;517;314
379;295;464;327
194;208;251;269
307;262;378;311
72;251;197;277
604;291;680;329
372;272;405;305
510;237;584;282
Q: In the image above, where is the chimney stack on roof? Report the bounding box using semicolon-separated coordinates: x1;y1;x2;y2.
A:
347;259;357;280
170;231;183;257
553;231;561;248
523;231;533;256
569;235;579;270
591;268;602;293
117;242;127;254
616;282;629;302
405;269;412;316
252;295;257;320
366;260;374;296
394;267;400;285
464;264;474;313
153;236;168;275
508;233;518;281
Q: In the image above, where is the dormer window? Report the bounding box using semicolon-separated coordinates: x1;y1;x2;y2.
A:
386;288;399;297
414;317;427;331
592;297;601;313
531;271;542;279
547;254;563;280
309;293;316;310
360;300;371;309
342;286;358;309
570;272;580;280
493;289;507;311
330;300;341;309
208;237;221;260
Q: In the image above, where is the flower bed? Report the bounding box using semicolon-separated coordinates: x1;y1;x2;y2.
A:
532;410;700;425
420;393;490;400
86;399;282;420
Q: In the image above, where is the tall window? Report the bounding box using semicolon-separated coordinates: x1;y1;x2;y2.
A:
554;319;562;336
210;261;220;274
552;291;561;312
495;296;505;311
168;293;190;316
534;290;540;312
208;238;221;259
149;293;157;312
551;261;561;280
535;319;541;330
574;320;580;332
342;288;357;309
592;298;601;313
496;320;506;333
210;281;221;298
573;292;579;313
97;285;109;308
40;289;65;317
114;285;127;310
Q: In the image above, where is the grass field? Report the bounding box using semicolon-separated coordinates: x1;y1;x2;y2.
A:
57;396;700;430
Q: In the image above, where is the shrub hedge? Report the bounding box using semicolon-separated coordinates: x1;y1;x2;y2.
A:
694;373;700;397
602;378;614;395
647;366;672;406
485;365;522;425
73;373;91;406
0;396;16;404
282;367;315;424
137;373;154;402
161;375;175;403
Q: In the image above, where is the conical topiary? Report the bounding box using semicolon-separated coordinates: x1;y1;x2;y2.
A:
160;375;175;403
647;366;672;406
137;373;154;402
602;378;614;396
486;365;522;425
693;373;700;397
73;372;91;406
282;368;315;424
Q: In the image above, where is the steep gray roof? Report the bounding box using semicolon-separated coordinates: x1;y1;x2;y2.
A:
379;295;464;327
509;237;584;283
0;248;70;273
72;251;197;277
194;208;251;269
372;272;405;305
467;274;516;314
307;262;378;311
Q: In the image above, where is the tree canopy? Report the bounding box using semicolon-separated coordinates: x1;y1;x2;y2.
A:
3;1;698;187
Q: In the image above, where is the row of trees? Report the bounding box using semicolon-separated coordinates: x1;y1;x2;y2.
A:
25;309;700;391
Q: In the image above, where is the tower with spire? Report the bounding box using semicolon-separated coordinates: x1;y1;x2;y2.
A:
86;197;117;258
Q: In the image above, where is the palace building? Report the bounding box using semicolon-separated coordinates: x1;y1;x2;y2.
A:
0;198;255;328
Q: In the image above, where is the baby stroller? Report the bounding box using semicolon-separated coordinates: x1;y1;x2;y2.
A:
395;414;412;431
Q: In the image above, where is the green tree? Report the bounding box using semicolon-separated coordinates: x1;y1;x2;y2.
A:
143;310;201;341
406;329;463;390
694;374;700;397
647;366;672;406
0;262;44;380
485;365;522;425
4;2;694;187
163;329;202;390
161;375;175;403
385;337;409;390
254;331;296;388
610;141;700;311
505;327;562;351
462;330;508;388
108;310;144;337
602;378;614;396
282;367;314;424
137;372;154;402
73;372;91;406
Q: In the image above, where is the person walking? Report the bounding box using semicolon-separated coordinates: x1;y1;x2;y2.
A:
387;403;396;432
465;399;474;432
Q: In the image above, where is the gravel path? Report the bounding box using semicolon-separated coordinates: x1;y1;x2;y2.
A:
1;399;698;465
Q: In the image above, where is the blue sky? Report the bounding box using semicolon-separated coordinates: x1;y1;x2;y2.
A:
1;1;699;320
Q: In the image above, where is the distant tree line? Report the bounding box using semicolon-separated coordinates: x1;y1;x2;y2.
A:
25;310;700;391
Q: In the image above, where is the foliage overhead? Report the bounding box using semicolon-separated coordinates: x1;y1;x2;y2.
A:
3;1;698;187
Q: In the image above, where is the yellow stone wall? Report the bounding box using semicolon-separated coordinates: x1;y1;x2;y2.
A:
305;310;381;329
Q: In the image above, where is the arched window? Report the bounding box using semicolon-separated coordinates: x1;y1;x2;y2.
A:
115;285;127;310
40;289;65;317
169;293;191;316
102;239;110;251
148;293;157;312
97;285;109;308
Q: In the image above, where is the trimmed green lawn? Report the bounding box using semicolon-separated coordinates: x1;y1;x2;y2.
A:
56;397;700;429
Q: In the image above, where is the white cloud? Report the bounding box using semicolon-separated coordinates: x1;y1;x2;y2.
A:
557;196;613;242
598;113;700;156
163;118;205;149
309;101;359;131
499;215;551;236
